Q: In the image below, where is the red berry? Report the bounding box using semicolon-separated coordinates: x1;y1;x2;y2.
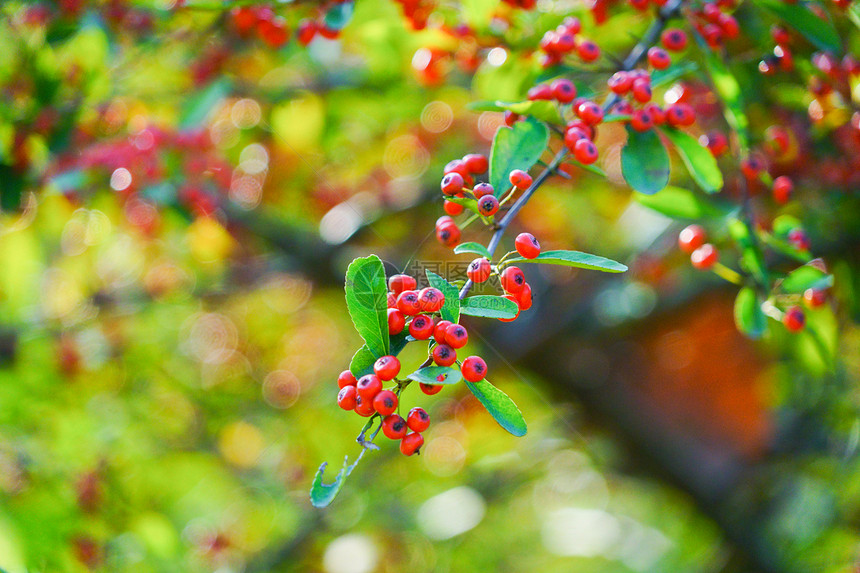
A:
504;111;519;126
499;294;520;322
577;40;600;62
338;370;357;388
527;84;554;101
516;282;533;311
337;386;357;410
477;194;500;216
515;233;540;259
418;287;445;312
648;47;671;70
576;101;604;125
407;407;430;432
630;109;653;132
441;172;465;195
382;414;408;439
409;315;435;340
500;266;526;294
420;383;444;395
389;274;417;296
551;78;577;103
691;243;718;270
443;159;470;178
644;103;665;126
461;356;487;382
509;169;533;189
473;182;495;197
356;374;382;400
387;292;397;308
296;19;317;46
373;390;399;416
701;131;728;157
258;17;289;49
463;153;488;174
771;25;791;45
374;356;401;381
397;290;422;315
354;394;376;417
436;222;461;247
662;28;688;51
666;103;694;126
783;306;805;332
564;126;590;151
573;138;599;164
444;324;469;348
740;156;764;180
788;228;810;251
608;71;633;94
433;320;452;344
443;200;464;216
803;288;827;308
772;176;793;204
400;432;424;456
678;224;707;253
432;343;457;367
467;257;492;283
388;308;405;335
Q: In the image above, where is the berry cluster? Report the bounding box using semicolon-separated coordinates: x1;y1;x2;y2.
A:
230;1;352;49
688;1;740;48
537;17;601;68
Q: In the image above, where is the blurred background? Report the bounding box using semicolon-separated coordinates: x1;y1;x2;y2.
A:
0;1;859;572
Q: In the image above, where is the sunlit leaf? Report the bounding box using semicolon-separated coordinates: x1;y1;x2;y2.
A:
466;379;527;437
406;366;462;385
661;128;723;194
460;295;519;319
426;270;460;324
734;287;767;339
345;255;389;358
504;249;627;273
454;242;492;259
621;125;669;195
489;118;549;198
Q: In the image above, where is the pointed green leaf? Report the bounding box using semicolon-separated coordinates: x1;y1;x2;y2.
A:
494;100;564;124
694;31;749;150
662;128;723;194
758;0;841;53
345;255;389;358
350;332;410;378
734;287;767;339
426;270;461;324
460;295;519;319
489;117;550;198
454;242;492;259
729;219;768;284
503;249;627;273
621;125;670;195
406;366;463;385
466;379;527;437
780;265;834;294
651;61;698;88
635;186;730;219
310;455;361;508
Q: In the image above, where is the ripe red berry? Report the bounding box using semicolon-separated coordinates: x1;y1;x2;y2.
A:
678;224;707;253
433;320;452;344
515;233;541;259
389;274;417;296
564;126;590;151
577;40;600;62
443;159;470;179
783;306;806;332
499;294;520;322
551;78;577;103
382;414;408;439
772;176;793;204
409;315;435;340
441;172;465;195
500;266;526;294
400;432;424;456
662;28;688;51
436;222;461;247
388;308;405;335
516;282;533;311
740;156;764;180
666;103;695;126
472;182;495;197
461;356;488;382
407;407;430;432
387;292;397;308
444;324;469;348
354;394;376;417
443;200;464;216
608;71;633;94
527;84;554;101
356;374;382;400
397;290;422;315
374;356;401;381
337;386;357;410
504;111;519;126
573;138;599;165
576;101;604;125
690;243;718;270
373;390;399;416
338;370;357;388
648;47;671;70
644;103;665;126
258;17;290;49
420;383;444;395
509;169;533;189
788;228;810;251
477;194;500;216
630;109;653;132
803;288;827;308
467;257;492;283
701;131;728;157
432;343;457;366
463;153;488;174
418;287;445;312
296;19;317;46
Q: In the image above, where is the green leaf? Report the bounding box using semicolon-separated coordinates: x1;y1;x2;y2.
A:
621;125;670;195
406;366;463;385
324;1;354;31
426;270;460;324
345;255;389;359
661;128;723;194
603;114;632;123
350;332;410;378
758;0;841;52
780;265;834;294
310;455;360;508
465;379;527;437
694;31;750;150
729;219;768;284
734;287;767;339
445;195;479;212
635;186;730;219
489;117;550;198
651;61;698;88
505;249;627;273
493;100;564;124
454;242;492;259
179;78;232;130
460;296;519;319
